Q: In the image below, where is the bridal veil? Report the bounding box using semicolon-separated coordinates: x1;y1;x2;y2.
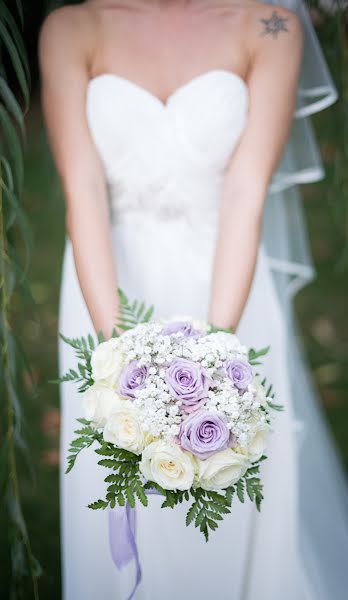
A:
260;1;348;597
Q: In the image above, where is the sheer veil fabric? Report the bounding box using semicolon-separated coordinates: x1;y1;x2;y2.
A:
57;2;348;599
262;0;339;295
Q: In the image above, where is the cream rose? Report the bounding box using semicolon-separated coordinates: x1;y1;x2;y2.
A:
196;448;249;491
91;338;124;386
253;379;269;407
82;383;122;428
248;427;270;462
103;402;145;455
143;432;159;447
140;440;195;490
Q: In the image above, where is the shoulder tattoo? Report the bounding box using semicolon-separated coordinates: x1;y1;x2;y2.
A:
259;10;289;39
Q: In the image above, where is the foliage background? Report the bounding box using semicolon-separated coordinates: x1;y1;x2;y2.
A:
0;1;347;599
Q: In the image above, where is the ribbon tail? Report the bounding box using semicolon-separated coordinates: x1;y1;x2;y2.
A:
108;503;142;600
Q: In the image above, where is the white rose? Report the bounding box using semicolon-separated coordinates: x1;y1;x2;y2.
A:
196;449;249;491
91;338;124;386
248;427;270;462
144;432;159;447
103;402;145;455
82;383;122;427
253;379;268;407
140;440;195;491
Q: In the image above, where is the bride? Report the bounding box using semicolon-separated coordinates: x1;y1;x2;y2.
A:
38;0;348;598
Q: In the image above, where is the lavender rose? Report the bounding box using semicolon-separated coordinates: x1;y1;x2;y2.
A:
118;361;148;399
225;359;253;392
178;410;235;460
165;358;211;413
161;321;201;338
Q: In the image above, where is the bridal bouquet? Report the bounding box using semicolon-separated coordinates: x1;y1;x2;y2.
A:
58;291;280;540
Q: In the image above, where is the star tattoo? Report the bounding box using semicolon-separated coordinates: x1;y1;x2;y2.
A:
259;11;289;39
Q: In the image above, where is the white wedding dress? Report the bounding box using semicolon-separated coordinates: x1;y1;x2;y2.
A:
58;69;348;600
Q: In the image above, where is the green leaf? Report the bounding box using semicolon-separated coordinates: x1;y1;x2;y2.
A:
267;400;284;412
144;481;166;496
208;324;234;334
126;488;135;508
70;436;91;447
255;491;263;512
88;499;109;510
207;518;218;530
206;491;227;505
136;301;145;319
97;330;105;343
88;334;95;350
76;417;92;426
117;493;125;507
195;507;206;528
245;465;260;476
161;494;175;509
186;501;199;526
116;288;155;328
0;3;29;75
246;479;255;502
200;518;209;542
206;510;223;521
0;14;29;107
236;479;245;503
0;4;39;595
134;482;148;507
209;503;230;515
95;446;115;457
143;305;154;322
0;438;9;498
0;104;23;190
0;77;25;136
98;458;117;469
249;345;270;360
225;487;235;507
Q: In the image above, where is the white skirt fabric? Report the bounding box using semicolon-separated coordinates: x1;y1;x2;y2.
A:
58;214;348;600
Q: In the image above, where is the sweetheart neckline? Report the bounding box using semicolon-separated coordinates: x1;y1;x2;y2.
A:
87;68;248;109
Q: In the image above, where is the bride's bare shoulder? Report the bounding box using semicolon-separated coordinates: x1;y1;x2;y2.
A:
213;1;300;21
217;1;303;44
38;3;99;79
38;3;96;59
243;1;303;49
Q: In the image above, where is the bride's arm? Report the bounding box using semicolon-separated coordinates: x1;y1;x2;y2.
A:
39;7;119;339
208;7;304;331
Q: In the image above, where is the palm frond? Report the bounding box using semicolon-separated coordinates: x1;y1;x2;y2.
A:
0;1;40;598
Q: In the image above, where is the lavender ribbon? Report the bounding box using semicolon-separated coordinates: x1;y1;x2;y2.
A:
108;487;161;600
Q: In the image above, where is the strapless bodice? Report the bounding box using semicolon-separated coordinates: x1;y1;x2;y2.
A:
86;69;249;225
